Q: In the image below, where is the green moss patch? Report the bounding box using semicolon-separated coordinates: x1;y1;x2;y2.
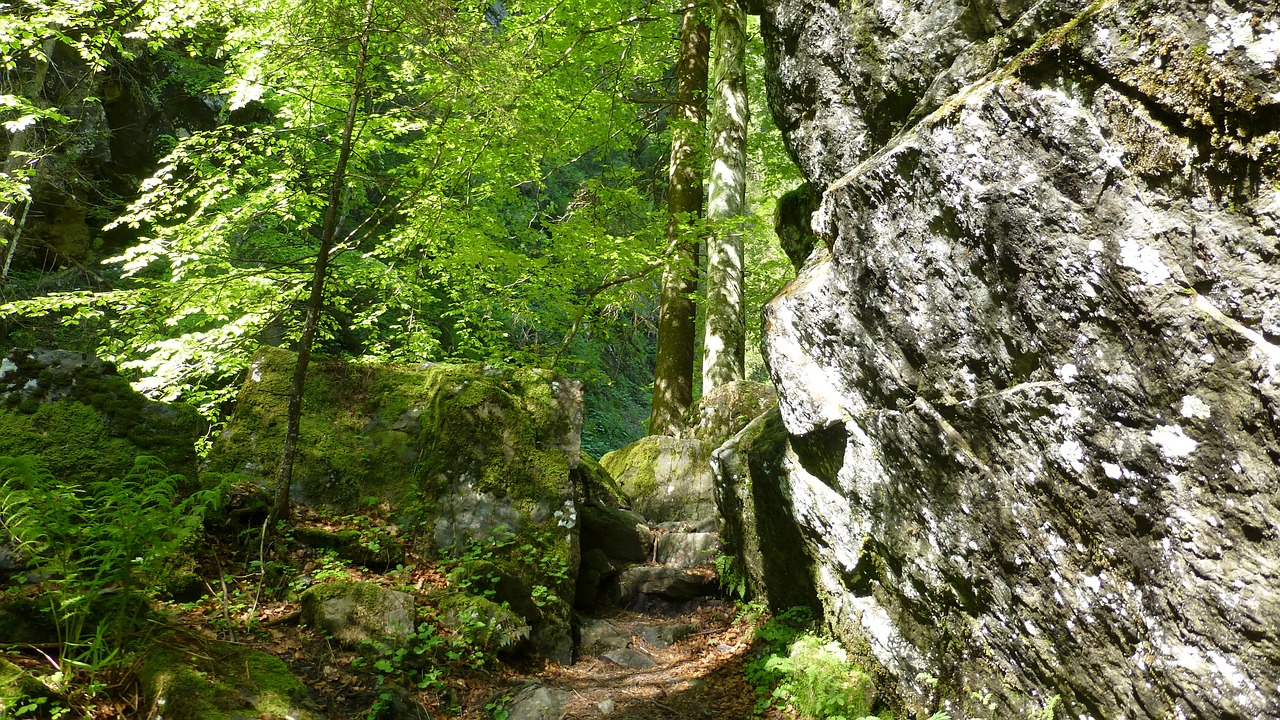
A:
0;351;201;488
139;635;323;720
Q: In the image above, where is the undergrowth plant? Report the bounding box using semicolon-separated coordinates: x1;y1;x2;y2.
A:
0;454;220;689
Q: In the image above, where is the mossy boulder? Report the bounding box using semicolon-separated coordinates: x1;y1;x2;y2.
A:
208;348;581;528
433;591;531;656
0;349;202;488
679;380;778;449
139;636;323;720
299;580;415;647
207;348;584;662
571;451;626;508
599;436;715;524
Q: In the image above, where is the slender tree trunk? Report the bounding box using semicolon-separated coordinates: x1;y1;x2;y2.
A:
649;0;709;436
270;0;376;525
701;0;748;393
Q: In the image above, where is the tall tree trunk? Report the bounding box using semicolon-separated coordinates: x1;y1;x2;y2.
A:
270;0;376;525
649;0;709;437
701;0;748;393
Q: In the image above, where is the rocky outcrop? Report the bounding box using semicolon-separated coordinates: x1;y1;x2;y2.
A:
752;0;1280;718
208;348;583;663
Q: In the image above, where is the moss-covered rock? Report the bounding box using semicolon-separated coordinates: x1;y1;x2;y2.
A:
433;591;531;656
0;591;59;644
208;349;583;662
300;580;415;647
679;380;778;450
139;635;323;720
571;451;626;509
208;348;580;526
293;527;406;570
599;436;715;524
0;349;202;488
0;658;56;718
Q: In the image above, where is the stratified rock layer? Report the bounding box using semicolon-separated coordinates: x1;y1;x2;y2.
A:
754;0;1280;717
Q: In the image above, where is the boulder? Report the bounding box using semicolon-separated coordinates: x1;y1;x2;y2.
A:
434;591;532;657
0;349;201;487
653;532;719;568
609;566;719;609
579;504;653;565
140;637;324;720
299;580;415;647
752;0;1280;717
599;436;715;524
208;349;583;662
711;408;821;614
678;380;777;448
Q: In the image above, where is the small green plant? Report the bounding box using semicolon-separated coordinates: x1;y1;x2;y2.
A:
484;694;511;720
714;551;748;600
765;634;875;720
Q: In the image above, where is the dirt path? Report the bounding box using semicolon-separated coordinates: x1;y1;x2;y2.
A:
506;604;763;720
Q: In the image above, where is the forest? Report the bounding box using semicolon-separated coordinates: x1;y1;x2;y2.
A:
4;0;1280;718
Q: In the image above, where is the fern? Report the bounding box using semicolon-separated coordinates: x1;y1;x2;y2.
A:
0;455;220;683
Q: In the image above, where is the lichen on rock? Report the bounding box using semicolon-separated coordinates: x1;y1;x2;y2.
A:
748;0;1280;717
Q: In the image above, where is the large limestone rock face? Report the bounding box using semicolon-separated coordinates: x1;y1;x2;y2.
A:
756;0;1280;718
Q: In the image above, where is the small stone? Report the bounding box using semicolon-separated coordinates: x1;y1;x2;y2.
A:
602;647;656;669
597;699;617;715
577;618;632;654
636;622;696;648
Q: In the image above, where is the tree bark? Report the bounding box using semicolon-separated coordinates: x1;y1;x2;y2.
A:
649;0;709;437
701;0;748;393
270;0;376;525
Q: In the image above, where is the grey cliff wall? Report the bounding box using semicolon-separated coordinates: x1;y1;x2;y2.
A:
753;0;1280;717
